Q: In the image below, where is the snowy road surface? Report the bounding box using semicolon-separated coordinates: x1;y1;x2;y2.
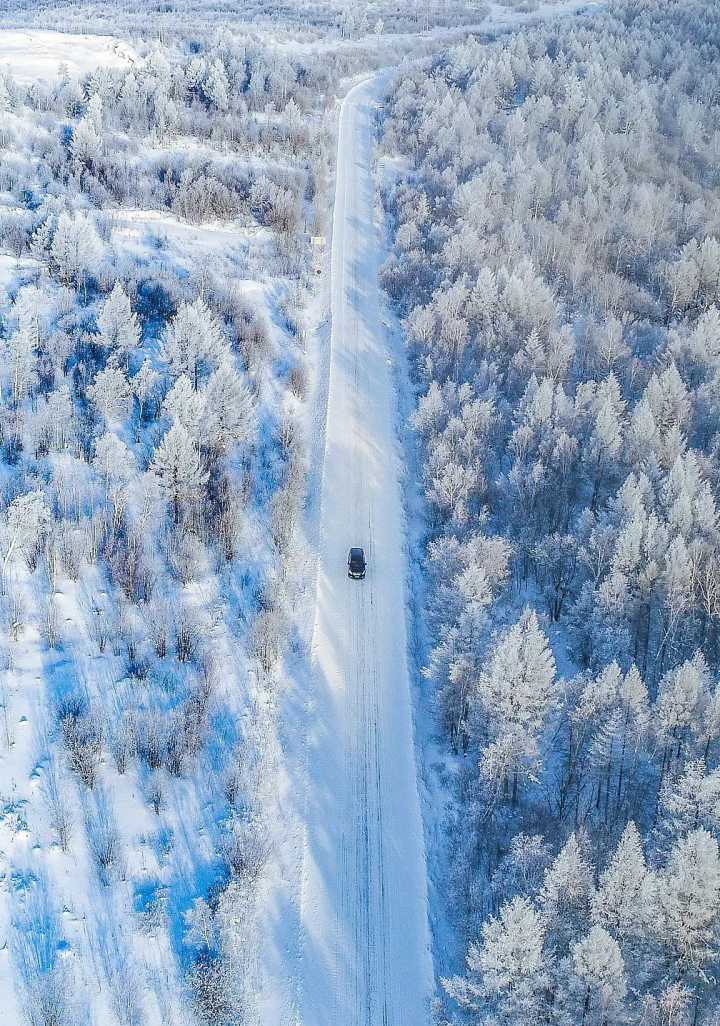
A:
297;76;433;1026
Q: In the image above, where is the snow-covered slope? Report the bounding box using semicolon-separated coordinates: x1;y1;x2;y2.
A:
0;30;135;83
297;75;433;1026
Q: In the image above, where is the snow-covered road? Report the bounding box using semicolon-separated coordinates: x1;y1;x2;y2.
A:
297;76;433;1026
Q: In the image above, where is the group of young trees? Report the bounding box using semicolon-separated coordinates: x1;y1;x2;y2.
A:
381;1;720;1023
0;29;326;275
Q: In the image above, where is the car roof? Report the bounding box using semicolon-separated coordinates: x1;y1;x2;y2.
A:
349;547;365;558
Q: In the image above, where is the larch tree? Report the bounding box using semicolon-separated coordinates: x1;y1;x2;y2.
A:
97;283;140;367
132;358;161;425
657;761;720;840
204;59;230;111
571;925;627;1026
162;375;207;444
655;654;711;778
205;359;256;454
470;607;558;803
591;822;652;942
70;117;102;169
150;423;207;524
651;829;720;989
444;896;551;1026
88;367;133;425
160;298;224;389
540;832;594;957
50;211;104;294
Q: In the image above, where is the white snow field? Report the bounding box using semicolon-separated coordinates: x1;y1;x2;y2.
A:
0;30;134;83
297;75;433;1026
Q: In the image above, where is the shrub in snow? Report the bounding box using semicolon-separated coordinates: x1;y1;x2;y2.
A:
85;792;125;886
60;700;102;790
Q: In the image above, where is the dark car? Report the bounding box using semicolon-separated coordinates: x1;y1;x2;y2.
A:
348;547;366;579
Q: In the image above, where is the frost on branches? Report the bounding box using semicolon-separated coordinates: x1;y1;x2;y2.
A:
0;18;323;1025
381;2;720;1022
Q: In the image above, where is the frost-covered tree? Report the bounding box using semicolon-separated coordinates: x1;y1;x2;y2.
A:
150;423;207;524
658;762;720;846
50;211;104;292
444;896;550;1025
160;298;223;388
652;829;720;986
571;925;626;1026
540;832;594;956
93;432;136;526
656;654;711;776
132;358;161;424
469;607;557;801
205;359;256;453
162;375;207;442
2;490;51;577
97;283;140;366
88;367;132;425
70;117;102;168
204;59;230;111
6;323;38;408
592;822;652;942
6;286;50;406
382;7;720;1021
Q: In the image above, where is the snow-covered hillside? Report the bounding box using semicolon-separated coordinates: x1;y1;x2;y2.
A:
0;26;323;1026
0;31;135;84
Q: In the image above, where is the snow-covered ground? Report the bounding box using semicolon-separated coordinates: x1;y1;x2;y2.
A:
109;209;274;286
0;30;135;83
296;75;433;1026
0;253;40;292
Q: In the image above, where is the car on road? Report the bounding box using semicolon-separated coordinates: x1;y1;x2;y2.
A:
347;547;366;579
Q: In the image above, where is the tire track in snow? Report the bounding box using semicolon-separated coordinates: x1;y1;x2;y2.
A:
296;76;433;1026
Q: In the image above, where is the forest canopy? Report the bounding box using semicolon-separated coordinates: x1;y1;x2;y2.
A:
380;2;720;1023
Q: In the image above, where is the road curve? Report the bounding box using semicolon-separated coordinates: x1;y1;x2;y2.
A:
297;75;433;1026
